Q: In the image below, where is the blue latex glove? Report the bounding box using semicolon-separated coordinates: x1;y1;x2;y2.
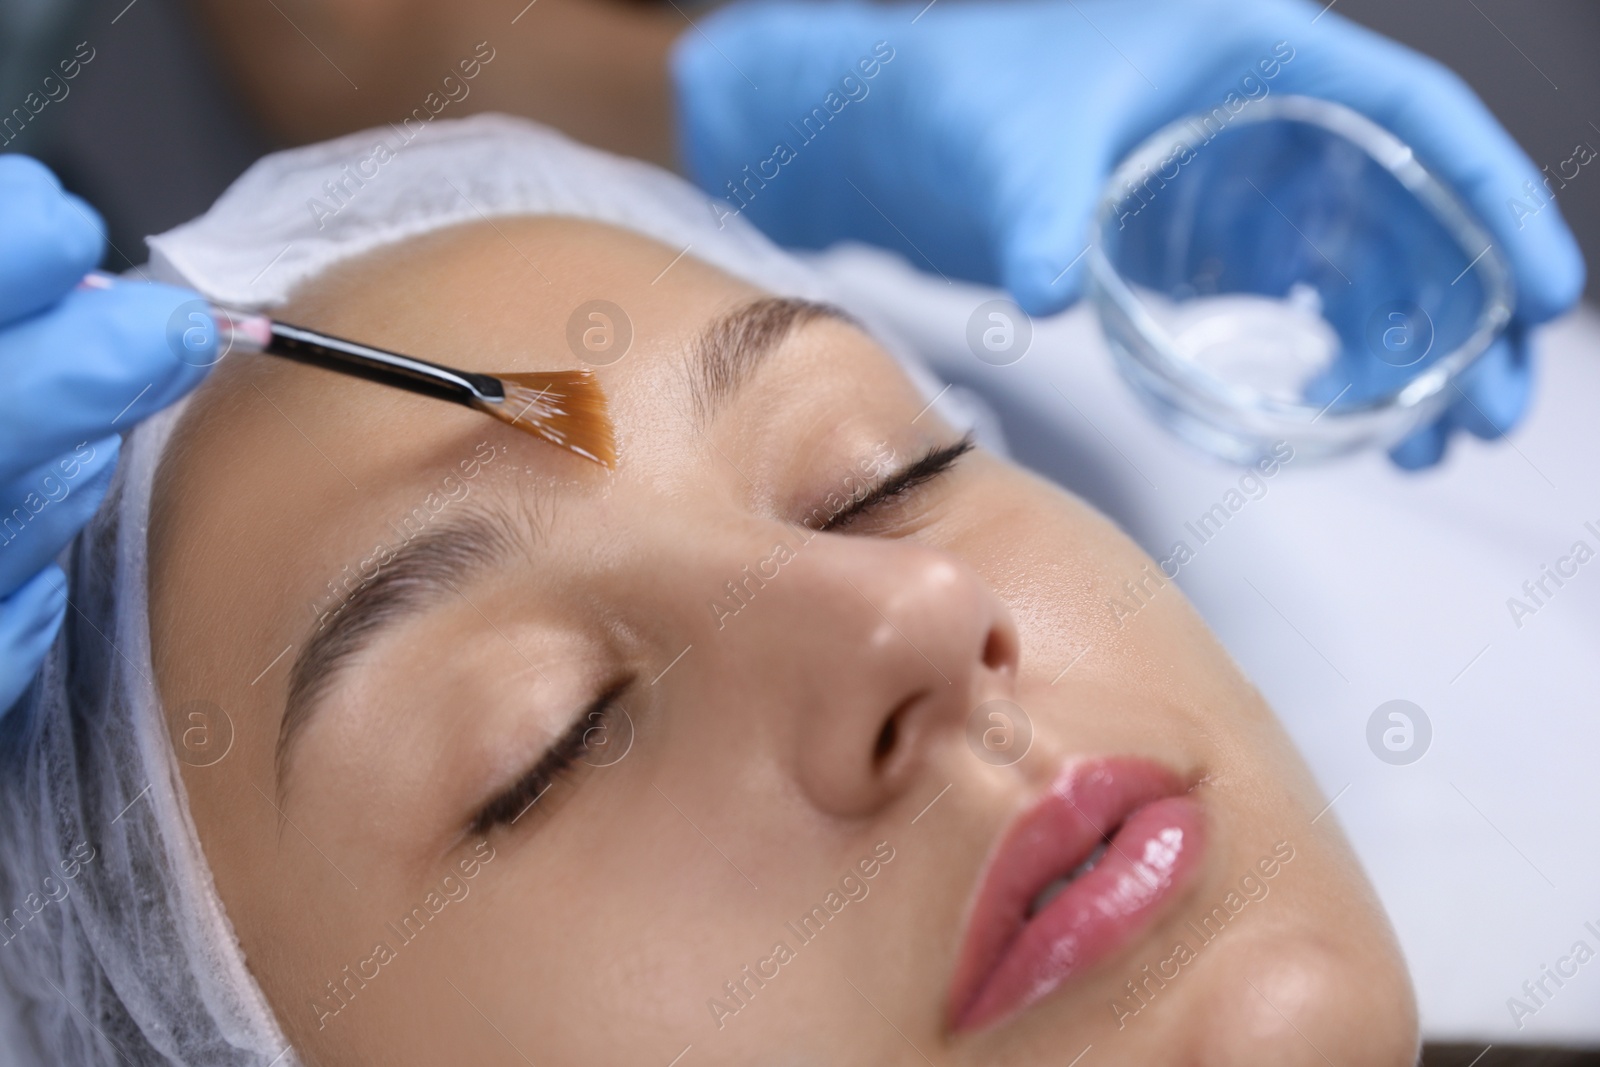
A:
672;0;1586;468
0;156;214;715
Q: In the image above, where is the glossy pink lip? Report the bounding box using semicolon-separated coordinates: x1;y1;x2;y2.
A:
947;757;1205;1032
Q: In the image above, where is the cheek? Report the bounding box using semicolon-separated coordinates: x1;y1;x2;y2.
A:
944;470;1132;653
953;471;1233;699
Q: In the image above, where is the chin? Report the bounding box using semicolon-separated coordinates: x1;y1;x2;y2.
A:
1176;932;1420;1067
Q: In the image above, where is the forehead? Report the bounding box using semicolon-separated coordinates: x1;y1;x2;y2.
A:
276;216;766;374
156;218;816;502
248;217;899;476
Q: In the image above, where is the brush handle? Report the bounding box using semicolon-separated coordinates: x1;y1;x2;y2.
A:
78;271;506;409
262;322;506;406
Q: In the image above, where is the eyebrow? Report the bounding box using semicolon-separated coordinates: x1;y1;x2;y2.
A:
687;297;859;424
276;506;522;793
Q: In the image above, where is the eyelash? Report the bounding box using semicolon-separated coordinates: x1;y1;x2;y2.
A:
818;433;975;533
470;681;626;835
468;437;973;836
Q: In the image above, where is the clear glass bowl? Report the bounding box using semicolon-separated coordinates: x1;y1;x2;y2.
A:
1089;95;1514;464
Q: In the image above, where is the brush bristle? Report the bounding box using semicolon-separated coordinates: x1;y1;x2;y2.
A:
479;370;616;468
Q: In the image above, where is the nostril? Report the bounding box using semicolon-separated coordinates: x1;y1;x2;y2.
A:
874;692;922;769
873;715;899;766
981;626;1012;672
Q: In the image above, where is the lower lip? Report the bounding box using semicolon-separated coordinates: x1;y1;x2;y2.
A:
951;771;1206;1031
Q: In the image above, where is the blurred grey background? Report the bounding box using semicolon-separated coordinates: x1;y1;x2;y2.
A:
3;0;1597;300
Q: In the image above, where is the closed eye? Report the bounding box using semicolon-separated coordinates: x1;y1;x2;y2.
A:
470;679;628;836
818;434;975;534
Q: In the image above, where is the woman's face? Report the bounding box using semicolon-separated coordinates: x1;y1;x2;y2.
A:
148;218;1416;1066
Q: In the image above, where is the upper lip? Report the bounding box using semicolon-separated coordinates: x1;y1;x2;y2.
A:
946;756;1204;1032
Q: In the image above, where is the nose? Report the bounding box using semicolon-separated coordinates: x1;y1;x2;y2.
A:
737;534;1021;819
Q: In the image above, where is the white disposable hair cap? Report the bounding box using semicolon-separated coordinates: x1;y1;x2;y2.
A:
0;113;992;1065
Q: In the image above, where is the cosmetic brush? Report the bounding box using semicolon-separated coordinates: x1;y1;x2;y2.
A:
81;272;616;467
